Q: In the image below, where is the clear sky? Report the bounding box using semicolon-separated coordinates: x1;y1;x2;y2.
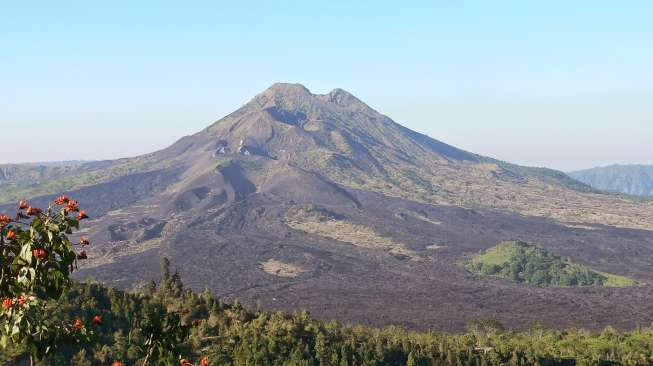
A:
1;1;651;171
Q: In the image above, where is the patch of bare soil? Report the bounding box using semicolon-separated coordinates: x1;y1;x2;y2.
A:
426;244;447;250
260;259;306;278
285;210;418;260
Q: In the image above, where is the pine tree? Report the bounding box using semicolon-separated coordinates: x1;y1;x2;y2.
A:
160;257;171;291
170;270;184;297
315;331;329;366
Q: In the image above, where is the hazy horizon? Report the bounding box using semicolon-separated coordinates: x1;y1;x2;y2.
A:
2;2;651;171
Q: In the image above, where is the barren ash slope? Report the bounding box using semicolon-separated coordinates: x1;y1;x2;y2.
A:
2;83;653;331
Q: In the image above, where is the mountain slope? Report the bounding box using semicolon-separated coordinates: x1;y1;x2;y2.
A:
146;82;649;230
570;164;653;196
6;83;646;228
0;159;166;204
2;83;653;331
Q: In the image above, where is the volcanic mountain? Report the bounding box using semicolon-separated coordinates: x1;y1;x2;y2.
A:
2;83;653;331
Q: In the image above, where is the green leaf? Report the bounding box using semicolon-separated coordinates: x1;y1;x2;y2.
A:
17;267;34;286
19;243;33;265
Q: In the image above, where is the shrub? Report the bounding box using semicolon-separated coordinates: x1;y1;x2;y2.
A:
0;197;93;362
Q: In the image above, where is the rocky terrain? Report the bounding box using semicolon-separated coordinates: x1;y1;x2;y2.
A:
2;83;652;331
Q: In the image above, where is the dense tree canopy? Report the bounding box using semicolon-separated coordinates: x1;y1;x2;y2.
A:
1;269;651;366
466;241;638;287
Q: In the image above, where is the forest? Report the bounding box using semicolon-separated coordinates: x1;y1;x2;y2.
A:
2;258;653;366
466;241;638;287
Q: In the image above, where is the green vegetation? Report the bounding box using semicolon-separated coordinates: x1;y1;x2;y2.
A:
0;158;160;204
466;241;639;287
2;268;653;366
0;162;84;203
1;196;197;366
1;196;95;363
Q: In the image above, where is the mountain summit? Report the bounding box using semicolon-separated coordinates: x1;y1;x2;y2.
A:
140;83;648;230
2;83;653;331
197;82;479;175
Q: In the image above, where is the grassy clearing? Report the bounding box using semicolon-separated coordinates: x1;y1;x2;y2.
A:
469;242;518;266
467;241;639;288
598;271;641;287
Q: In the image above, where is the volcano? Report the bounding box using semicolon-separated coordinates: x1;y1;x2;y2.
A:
2;83;653;331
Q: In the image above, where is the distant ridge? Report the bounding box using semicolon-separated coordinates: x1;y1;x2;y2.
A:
570;164;653;196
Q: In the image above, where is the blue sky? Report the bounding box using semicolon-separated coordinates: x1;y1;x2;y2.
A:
1;1;651;171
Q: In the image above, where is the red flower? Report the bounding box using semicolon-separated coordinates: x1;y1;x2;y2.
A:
77;210;88;220
65;200;79;212
79;236;90;246
18;200;29;210
73;319;83;330
26;207;42;216
54;195;70;205
200;356;209;366
2;298;13;311
76;251;88;260
6;230;16;241
18;295;26;306
192;319;201;327
112;361;123;366
180;359;193;366
0;214;10;226
32;248;47;260
92;315;102;326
